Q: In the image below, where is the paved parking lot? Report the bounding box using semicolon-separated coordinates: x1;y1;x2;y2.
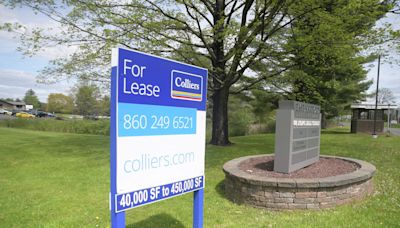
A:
0;114;15;120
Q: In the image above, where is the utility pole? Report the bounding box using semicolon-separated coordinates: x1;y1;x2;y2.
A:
387;104;391;134
372;55;380;138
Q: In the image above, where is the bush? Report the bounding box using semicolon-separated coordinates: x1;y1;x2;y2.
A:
247;121;276;135
229;107;255;137
0;118;110;135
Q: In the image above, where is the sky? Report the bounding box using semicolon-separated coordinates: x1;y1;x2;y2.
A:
0;4;399;104
0;4;74;102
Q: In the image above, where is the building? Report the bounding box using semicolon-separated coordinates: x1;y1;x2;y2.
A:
0;100;26;110
351;103;398;134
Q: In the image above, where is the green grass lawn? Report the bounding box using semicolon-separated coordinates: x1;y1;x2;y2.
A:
0;127;399;227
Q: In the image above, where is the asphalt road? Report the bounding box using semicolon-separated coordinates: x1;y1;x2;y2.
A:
387;127;400;136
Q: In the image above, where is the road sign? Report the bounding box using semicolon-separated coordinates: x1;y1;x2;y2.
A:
110;48;207;227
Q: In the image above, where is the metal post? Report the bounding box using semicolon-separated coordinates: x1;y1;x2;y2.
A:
110;66;126;228
372;55;380;138
387;104;390;133
193;189;204;228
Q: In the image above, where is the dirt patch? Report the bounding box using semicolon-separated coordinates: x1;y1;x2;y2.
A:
239;156;359;178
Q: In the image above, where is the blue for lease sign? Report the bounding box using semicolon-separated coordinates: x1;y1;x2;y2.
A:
117;48;207;110
110;47;208;215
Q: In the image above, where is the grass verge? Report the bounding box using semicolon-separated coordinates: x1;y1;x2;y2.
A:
0;127;399;227
0;118;109;135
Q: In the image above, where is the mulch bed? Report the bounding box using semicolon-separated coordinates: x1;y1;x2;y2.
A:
239;156;359;178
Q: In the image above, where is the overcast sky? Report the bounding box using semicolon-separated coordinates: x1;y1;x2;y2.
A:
0;4;399;104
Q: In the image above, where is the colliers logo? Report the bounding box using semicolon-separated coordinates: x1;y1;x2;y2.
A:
171;70;203;102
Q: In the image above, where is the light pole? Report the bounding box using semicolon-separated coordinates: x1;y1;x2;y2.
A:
372;55;380;138
387;104;391;134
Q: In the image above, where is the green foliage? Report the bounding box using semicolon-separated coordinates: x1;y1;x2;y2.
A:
23;89;41;109
0;98;16;102
1;127;400;226
71;83;110;116
0;0;320;145
228;96;255;137
1;0;396;145
98;95;110;116
0;118;109;135
47;93;74;114
281;0;389;120
73;83;100;117
391;123;400;129
386;2;400;53
248;90;280;123
227;90;279;136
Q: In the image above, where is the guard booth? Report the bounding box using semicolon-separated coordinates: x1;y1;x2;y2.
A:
351;104;398;133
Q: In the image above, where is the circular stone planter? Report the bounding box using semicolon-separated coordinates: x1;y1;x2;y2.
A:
223;155;376;210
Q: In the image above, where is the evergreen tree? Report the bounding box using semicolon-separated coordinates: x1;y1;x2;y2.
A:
23;89;41;109
281;0;388;126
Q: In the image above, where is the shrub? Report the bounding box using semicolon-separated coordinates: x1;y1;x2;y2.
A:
229;108;255;137
0;118;110;135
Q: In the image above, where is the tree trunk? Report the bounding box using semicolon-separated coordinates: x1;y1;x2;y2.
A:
321;112;327;129
210;87;231;145
210;0;230;145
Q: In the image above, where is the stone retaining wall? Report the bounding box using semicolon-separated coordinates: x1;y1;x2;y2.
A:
223;155;376;210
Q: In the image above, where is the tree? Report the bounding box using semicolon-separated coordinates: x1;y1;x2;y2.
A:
1;98;16;102
40;102;47;112
377;88;396;104
249;89;280;123
23;89;41;109
1;0;325;145
73;83;100;117
280;0;389;126
388;1;400;51
2;0;395;144
47;93;74;114
228;95;255;136
98;95;110;116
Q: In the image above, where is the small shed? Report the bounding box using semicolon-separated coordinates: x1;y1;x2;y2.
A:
351;104;398;134
0;100;26;110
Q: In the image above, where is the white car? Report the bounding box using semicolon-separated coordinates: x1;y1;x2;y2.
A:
0;108;12;115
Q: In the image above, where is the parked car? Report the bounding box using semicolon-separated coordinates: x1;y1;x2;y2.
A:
11;109;23;116
16;112;35;118
26;109;36;114
0;108;12;115
36;111;55;118
47;112;56;118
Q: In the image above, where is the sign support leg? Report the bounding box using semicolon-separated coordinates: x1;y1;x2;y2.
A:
111;209;125;228
193;189;204;228
110;65;126;228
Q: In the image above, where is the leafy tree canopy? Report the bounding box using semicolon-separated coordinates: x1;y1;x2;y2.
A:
47;93;74;114
1;0;396;144
73;83;101;117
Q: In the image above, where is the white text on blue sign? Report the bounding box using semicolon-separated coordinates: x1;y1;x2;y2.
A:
115;176;204;212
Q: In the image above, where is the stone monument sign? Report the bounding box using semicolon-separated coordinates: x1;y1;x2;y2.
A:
274;100;321;173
